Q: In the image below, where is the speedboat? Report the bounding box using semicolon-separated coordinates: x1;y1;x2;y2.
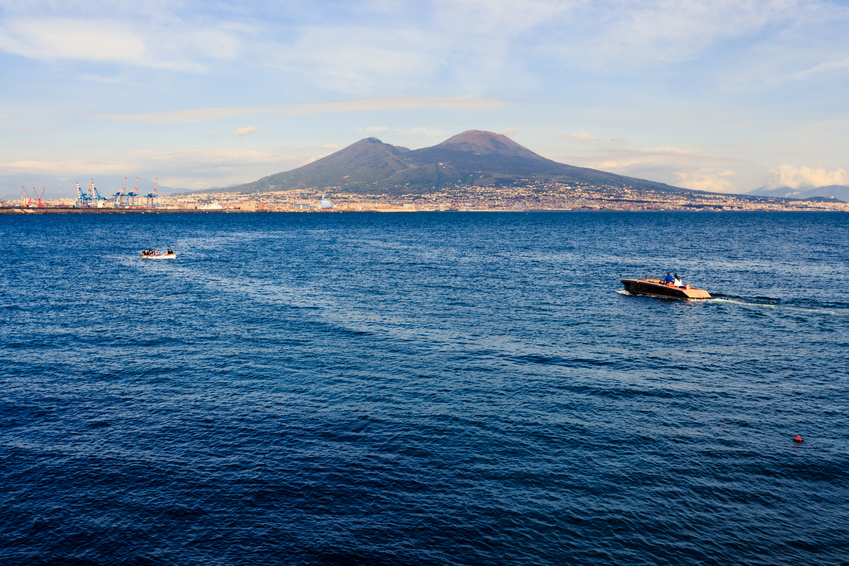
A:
621;277;711;300
140;250;176;259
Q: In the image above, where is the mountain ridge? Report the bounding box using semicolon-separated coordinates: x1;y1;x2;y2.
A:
223;130;693;196
748;184;849;202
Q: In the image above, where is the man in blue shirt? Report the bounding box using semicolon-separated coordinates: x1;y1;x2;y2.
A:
664;272;675;284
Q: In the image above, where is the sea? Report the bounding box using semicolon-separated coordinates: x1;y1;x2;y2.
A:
1;211;847;566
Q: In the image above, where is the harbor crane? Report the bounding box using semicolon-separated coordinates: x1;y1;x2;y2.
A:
86;179;110;207
127;177;139;207
75;182;93;207
114;178;129;207
92;179;109;206
29;187;46;207
145;178;159;208
20;186;45;207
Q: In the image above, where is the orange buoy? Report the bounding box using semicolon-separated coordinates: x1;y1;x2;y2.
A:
794;435;803;443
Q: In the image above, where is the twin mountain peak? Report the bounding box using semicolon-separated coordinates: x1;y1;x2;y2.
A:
230;130;687;196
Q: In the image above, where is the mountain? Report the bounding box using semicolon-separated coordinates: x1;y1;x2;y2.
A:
224;130;691;196
748;185;849;202
232;137;412;194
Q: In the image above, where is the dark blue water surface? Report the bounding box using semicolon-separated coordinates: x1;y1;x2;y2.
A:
1;211;847;565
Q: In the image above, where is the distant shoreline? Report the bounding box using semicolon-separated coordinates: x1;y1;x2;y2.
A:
0;207;270;214
1;206;845;215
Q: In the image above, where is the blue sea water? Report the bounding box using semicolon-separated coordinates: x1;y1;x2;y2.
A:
1;211;847;565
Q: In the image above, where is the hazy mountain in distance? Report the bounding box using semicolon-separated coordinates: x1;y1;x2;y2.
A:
222;130;692;196
748;185;849;202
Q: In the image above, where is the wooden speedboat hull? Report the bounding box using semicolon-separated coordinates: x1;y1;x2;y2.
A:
140;253;176;259
621;278;711;300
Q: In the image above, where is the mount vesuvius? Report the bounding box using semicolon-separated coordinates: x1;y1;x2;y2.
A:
224;130;690;196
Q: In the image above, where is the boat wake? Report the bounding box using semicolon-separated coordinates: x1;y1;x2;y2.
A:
619;288;847;316
710;295;849;317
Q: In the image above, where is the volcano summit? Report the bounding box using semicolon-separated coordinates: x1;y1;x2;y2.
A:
225;130;689;196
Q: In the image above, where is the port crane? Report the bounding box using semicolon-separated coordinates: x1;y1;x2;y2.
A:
75;182;93;207
114;178;129;207
127;177;139;207
75;179;108;207
90;179;109;207
18;186;44;207
145;178;159;208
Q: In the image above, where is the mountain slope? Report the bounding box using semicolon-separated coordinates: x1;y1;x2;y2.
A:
234;137;411;193
224;130;689;195
748;185;849;202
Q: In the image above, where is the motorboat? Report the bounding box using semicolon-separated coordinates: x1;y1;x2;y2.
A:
140;249;176;259
621;277;711;300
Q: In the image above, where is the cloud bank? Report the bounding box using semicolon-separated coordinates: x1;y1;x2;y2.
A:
96;97;506;123
233;126;261;137
766;165;849;189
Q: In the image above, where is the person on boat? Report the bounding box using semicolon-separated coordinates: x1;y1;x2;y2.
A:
674;274;683;287
664;272;675;285
167;248;173;255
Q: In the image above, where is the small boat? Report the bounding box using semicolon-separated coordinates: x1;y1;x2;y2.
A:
140;249;176;259
621;277;711;300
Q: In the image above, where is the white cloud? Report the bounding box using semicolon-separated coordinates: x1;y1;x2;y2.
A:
766;165;849;189
675;169;736;193
271;26;441;95
0;16;244;71
4;1;844;94
98;107;255;123
592;146;711;171
0;158;126;176
519;0;849;83
232;126;261;137
0;148;292;189
96;97;506;123
568;131;596;141
792;57;849;79
434;0;579;33
287;97;505;116
0;18;147;64
558;144;749;192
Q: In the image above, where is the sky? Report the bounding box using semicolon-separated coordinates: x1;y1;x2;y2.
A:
1;0;848;200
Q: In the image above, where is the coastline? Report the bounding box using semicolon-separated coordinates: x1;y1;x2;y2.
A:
2;206;846;214
0;207;270;214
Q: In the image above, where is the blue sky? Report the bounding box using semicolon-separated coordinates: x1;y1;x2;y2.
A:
1;0;848;199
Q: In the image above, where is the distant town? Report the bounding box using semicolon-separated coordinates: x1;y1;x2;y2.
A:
2;179;847;213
